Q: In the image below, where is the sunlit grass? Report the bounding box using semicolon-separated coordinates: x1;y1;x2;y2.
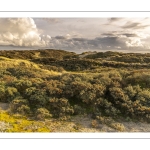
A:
0;110;50;132
0;56;61;76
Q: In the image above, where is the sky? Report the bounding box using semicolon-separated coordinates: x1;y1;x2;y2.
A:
0;18;150;53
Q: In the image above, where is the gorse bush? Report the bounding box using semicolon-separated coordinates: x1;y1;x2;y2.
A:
35;108;52;120
48;97;74;118
10;97;30;115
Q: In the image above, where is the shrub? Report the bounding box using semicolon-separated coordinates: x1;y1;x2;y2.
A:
10;98;30;115
17;105;30;115
73;105;85;115
5;87;19;102
0;86;19;102
91;120;98;128
35;108;52;120
25;88;49;109
13;80;32;94
0;85;6;102
48;97;74;118
109;123;125;132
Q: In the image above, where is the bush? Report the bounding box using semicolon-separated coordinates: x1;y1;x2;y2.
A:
91;120;98;128
0;86;19;102
17;105;30;115
13;80;32;94
73;105;85;115
109;123;125;132
25;88;49;109
5;87;19;102
48;97;74;118
35;108;52;120
10;98;30;115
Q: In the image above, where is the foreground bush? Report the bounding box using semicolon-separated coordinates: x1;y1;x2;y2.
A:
10;98;30;115
35;108;52;120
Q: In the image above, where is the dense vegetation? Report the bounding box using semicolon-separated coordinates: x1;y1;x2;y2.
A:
0;49;150;126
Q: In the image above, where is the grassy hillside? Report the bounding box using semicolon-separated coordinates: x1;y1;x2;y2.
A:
0;49;150;132
0;49;77;60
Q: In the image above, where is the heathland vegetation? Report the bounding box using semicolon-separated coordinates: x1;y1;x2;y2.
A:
0;49;150;132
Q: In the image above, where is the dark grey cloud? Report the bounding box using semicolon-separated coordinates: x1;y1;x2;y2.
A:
87;39;100;47
94;36;126;49
121;33;137;37
72;38;87;42
101;33;115;37
103;18;124;26
109;18;122;23
49;29;150;52
49;34;129;51
102;32;138;38
55;36;66;39
122;21;149;29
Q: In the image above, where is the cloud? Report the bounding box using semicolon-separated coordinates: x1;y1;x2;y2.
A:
94;36;127;49
100;31;146;49
101;33;115;37
55;36;66;39
42;18;61;24
121;33;137;37
122;21;149;29
47;29;150;52
0;18;150;52
0;18;51;47
108;18;122;23
72;38;87;42
47;35;126;51
104;18;124;26
102;32;138;38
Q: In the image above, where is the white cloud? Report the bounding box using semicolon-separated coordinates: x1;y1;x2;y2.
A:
0;18;51;47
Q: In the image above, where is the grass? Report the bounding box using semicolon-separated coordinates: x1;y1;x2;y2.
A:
0;56;39;69
0;110;50;132
0;56;61;76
